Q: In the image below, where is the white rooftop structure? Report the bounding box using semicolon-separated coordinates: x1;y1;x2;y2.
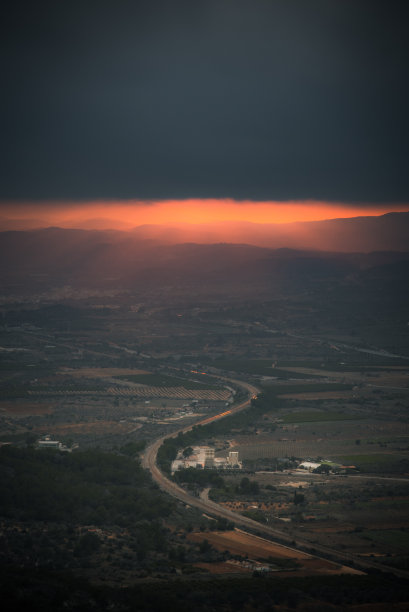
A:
299;461;321;471
171;446;242;472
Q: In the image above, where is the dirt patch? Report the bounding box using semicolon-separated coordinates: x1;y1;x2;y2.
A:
280;366;362;379
0;401;54;415
61;368;151;378
279;391;355;400
188;529;362;576
188;529;310;560
282;558;362;576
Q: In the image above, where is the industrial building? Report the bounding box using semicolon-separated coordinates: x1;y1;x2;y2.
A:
171;446;242;472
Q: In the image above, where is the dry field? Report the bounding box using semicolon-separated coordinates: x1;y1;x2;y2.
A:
29;386;231;400
278;390;356;400
0;401;54;415
188;528;310;560
279;366;409;388
187;528;361;576
61;368;151;378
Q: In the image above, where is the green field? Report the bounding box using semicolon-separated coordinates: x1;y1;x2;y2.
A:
277;359;408;371
206;359;320;379
362;529;409;552
266;382;353;394
281;411;363;423
333;453;409;472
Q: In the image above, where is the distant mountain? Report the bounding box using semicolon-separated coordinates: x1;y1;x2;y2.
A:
0;224;408;297
129;212;409;252
1;211;408;251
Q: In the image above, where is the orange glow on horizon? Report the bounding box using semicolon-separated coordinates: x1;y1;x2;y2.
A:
0;199;408;231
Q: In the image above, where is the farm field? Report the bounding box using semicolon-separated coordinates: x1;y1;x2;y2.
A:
207;471;409;573
278;365;409;386
224;388;409;468
33;420;142;437
205;358;320;379
64;368;151;377
281;410;363;423
187;529;362;576
0;401;54;415
230;440;409;462
278;390;358;400
28;386;231;400
116;373;220;389
105;385;231;400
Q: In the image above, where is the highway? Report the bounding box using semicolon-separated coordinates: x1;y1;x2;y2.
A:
142;374;409;579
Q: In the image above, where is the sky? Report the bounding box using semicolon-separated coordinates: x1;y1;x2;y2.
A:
1;0;409;229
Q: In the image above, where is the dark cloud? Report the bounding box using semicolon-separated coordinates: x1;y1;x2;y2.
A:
1;0;408;203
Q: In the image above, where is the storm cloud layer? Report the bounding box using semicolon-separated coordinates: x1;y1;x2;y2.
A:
1;0;408;203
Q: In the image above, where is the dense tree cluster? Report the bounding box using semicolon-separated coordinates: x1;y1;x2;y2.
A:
2;567;409;612
0;446;173;526
174;467;225;489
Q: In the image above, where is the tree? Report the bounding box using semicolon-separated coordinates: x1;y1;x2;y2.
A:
199;539;212;553
293;492;305;505
313;464;330;474
74;532;101;557
237;477;259;495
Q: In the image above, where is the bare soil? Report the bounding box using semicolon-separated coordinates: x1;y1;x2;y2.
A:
188;529;362;576
61;368;151;377
188;528;311;559
278;391;355;400
0;401;54;415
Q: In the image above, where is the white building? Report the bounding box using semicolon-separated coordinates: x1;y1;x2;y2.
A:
171;446;242;472
38;440;62;449
299;461;321;471
37;436;71;452
227;451;240;467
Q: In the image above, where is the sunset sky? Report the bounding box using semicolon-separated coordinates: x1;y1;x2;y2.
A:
1;1;408;231
1;200;408;232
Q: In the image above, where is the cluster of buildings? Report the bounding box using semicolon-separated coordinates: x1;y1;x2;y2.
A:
171;446;242;472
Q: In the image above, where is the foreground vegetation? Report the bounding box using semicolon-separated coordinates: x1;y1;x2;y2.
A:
0;446;232;580
2;565;409;611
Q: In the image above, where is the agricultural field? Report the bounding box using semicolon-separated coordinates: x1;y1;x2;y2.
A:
207;470;409;573
227;410;409;466
116;372;220;389
280;410;363;423
206;358;322;379
28;385;231;400
65;368;151;377
187;528;361;576
277;365;409;388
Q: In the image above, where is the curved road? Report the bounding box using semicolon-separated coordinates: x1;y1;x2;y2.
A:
142;374;409;579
